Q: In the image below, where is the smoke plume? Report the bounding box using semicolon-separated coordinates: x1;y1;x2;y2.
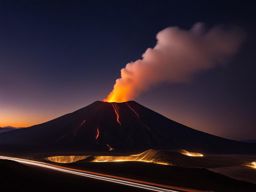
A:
105;23;244;102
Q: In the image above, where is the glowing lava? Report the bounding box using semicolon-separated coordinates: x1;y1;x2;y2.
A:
47;155;88;164
180;150;204;157
95;128;100;140
246;161;256;169
104;84;132;103
92;149;170;166
46;150;170;166
112;103;121;125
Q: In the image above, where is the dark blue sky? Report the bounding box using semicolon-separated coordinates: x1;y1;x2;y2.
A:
0;0;255;140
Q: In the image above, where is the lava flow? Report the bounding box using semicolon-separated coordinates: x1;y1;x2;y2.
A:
246;161;256;169
111;103;121;125
92;153;170;166
47;155;88;164
180;150;204;157
47;150;170;166
95;128;100;140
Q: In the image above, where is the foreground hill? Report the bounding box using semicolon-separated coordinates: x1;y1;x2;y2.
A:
0;159;147;192
1;158;255;191
46;149;256;185
55;160;256;191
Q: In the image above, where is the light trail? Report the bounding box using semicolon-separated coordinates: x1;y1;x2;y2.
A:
0;155;192;192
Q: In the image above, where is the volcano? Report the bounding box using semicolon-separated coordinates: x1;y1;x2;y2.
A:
0;101;255;154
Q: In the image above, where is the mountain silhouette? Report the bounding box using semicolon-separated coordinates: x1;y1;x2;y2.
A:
0;127;16;134
0;101;255;154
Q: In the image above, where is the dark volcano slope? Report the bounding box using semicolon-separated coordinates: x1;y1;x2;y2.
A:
0;101;255;154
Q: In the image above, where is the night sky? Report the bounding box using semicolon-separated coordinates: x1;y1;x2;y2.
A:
0;0;255;140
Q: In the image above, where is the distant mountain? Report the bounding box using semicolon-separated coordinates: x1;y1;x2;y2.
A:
0;101;255;154
0;127;16;134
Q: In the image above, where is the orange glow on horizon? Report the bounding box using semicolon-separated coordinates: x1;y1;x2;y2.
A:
0;119;39;128
0;110;60;128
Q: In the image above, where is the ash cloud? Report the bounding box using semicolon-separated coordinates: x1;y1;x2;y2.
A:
106;23;245;102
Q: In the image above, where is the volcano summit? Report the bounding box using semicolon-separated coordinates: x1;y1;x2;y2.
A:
0;101;255;154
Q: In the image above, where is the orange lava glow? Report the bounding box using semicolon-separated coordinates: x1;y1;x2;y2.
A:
112;103;121;125
46;150;171;166
47;155;88;164
106;144;114;151
92;150;170;166
246;161;256;169
96;128;100;140
104;83;133;103
103;92;125;103
180;150;204;157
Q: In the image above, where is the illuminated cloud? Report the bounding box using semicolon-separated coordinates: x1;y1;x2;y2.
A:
105;23;245;102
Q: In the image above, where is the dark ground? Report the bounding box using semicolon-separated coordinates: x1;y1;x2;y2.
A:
1;157;256;192
0;159;148;192
66;161;256;192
